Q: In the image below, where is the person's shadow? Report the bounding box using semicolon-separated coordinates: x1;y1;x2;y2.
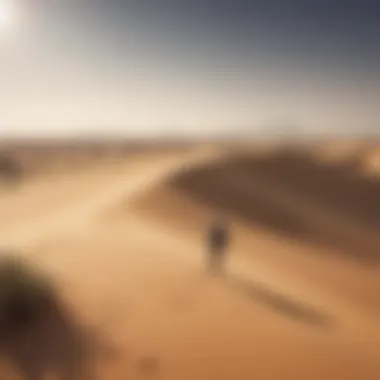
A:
0;300;120;380
222;273;336;329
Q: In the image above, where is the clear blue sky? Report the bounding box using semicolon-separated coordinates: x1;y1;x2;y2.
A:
0;0;379;137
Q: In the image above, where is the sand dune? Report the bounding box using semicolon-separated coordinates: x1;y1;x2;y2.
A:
134;147;380;262
0;145;379;379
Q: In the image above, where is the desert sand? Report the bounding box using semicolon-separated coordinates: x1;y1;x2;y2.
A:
0;142;379;380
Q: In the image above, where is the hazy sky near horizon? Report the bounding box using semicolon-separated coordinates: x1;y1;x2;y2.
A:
0;0;379;137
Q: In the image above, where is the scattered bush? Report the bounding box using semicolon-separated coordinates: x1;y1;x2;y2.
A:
0;154;22;187
0;254;57;335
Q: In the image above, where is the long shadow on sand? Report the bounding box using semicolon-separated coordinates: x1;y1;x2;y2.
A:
223;273;335;329
169;147;380;265
0;300;120;380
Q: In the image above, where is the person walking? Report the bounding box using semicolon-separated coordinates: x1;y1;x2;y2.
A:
205;217;230;274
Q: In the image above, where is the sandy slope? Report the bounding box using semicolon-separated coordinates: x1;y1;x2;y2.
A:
0;148;379;380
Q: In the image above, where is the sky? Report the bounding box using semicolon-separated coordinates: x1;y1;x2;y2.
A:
0;0;379;138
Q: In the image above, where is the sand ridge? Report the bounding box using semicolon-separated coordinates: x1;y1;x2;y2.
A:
0;145;379;379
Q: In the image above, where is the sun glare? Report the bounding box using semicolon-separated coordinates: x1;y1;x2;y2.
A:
0;1;14;30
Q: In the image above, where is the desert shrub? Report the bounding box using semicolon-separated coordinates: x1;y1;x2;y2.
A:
0;154;22;185
0;254;57;335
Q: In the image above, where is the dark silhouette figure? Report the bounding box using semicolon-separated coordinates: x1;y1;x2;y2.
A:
205;218;230;274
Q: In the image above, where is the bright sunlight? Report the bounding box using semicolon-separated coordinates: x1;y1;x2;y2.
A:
0;0;14;30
